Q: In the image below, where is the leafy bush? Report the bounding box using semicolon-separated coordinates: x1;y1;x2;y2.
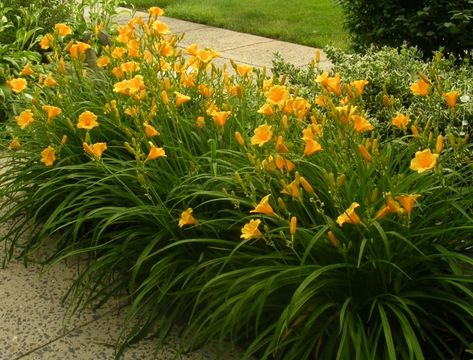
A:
1;9;473;360
273;46;473;140
336;0;473;57
0;0;76;46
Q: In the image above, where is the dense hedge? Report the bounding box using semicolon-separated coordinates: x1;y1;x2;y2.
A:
336;0;473;57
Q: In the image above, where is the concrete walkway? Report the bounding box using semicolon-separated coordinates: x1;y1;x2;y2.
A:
1;9;331;360
115;7;331;71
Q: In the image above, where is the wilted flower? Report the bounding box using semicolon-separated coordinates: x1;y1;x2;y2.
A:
8;138;21;150
40;146;56;166
336;202;361;226
178;208;197;228
250;195;275;215
281;180;300;198
16;109;34;129
240;219;262;240
251;124;273;146
7;78;27;93
410;149;438;173
77;111;99;130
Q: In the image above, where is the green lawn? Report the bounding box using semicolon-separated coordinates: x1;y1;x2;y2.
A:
125;0;349;49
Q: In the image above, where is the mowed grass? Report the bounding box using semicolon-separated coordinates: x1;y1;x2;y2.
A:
125;0;349;49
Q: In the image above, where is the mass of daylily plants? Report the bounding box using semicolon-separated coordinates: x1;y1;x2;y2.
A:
1;6;473;360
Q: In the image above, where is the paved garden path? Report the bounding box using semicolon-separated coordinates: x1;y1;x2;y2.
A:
0;8;332;360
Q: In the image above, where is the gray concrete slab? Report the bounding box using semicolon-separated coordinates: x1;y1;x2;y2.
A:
0;259;115;359
178;27;274;53
220;40;330;69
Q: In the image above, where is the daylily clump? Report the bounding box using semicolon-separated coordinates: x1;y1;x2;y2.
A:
3;10;471;360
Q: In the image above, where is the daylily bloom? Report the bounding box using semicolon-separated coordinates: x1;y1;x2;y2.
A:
410;79;430;96
392;113;410;130
42;105;62;123
151;21;170;35
20;63;34;76
7;78;27;93
174;92;191;106
178;208;197;228
96;55;111;68
69;42;91;59
143;122;160;137
336;202;362;226
149;6;165;17
198;84;213;98
325;73;341;96
250;195;275;215
257;103;274;116
39;33;53;49
111;46;127;59
83;142;107;159
281;179;300;198
251;124;273;146
40;146;56;166
443;91;460;108
16;109;34;129
236;64;253;77
396;194;420;215
77;111;99;130
240;219;262;240
351;80;369;96
265;85;290;108
54;23;72;37
212;111;231;127
303;138;322;156
147;142;166;160
43;73;58;87
410;149;438;173
351;115;373;133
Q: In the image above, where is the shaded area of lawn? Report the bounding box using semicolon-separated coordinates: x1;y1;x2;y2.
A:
126;0;348;49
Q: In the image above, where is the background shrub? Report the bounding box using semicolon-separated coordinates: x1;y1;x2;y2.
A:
336;0;473;57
